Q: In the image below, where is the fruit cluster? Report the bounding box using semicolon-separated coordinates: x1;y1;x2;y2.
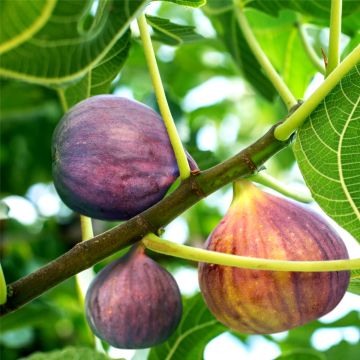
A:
53;96;350;349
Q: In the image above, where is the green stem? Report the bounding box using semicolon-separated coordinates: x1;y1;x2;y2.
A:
234;2;297;110
143;233;360;272
0;263;7;305
137;14;190;180
274;43;360;140
80;216;94;241
297;20;326;75
250;173;312;203
326;0;342;76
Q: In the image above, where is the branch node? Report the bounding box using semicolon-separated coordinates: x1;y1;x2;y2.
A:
188;172;206;198
134;215;157;237
240;152;258;174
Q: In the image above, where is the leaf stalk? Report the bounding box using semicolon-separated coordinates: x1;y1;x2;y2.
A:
233;1;297;110
297;21;326;75
249;173;312;203
137;14;190;180
143;233;360;272
274;44;360;140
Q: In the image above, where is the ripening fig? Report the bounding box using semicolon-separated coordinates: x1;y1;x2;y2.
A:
52;95;197;220
85;244;182;349
198;180;350;334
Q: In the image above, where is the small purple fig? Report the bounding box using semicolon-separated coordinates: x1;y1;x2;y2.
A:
199;181;350;334
52;95;197;220
85;244;182;349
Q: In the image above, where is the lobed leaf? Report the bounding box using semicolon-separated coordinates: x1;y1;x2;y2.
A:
246;9;316;99
204;0;277;101
293;65;360;242
60;30;131;109
146;15;204;46
160;0;206;7
0;0;148;87
245;0;360;19
0;0;56;54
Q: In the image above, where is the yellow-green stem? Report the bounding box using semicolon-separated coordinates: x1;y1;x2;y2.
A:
234;1;297;110
250;173;312;203
297;20;326;75
326;0;342;76
274;44;360;140
0;264;7;305
137;14;190;180
80;216;94;241
143;233;360;272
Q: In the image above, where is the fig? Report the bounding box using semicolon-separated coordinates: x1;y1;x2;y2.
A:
198;180;350;334
85;244;182;349
52;95;197;220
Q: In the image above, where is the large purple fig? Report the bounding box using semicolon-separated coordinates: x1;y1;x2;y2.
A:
52;95;197;220
85;244;182;349
199;180;350;334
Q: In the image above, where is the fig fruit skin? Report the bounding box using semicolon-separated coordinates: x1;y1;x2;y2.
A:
85;245;182;349
198;181;350;334
52;95;197;220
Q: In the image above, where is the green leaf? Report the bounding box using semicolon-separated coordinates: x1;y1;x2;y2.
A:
325;340;360;360
0;0;56;53
275;349;326;360
0;303;62;332
245;0;360;19
18;347;118;360
247;9;316;99
293;65;360;242
348;269;360;295
0;0;147;87
59;30;131;109
204;2;277;101
148;293;226;360
160;0;206;7
0;79;58;120
146;15;204;46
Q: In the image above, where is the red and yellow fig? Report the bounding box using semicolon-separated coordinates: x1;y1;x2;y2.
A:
85;244;182;348
198;180;350;334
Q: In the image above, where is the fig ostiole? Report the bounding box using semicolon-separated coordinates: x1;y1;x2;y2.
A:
198;180;350;334
85;244;182;349
52;95;197;220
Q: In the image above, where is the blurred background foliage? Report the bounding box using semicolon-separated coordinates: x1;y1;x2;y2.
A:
0;0;359;359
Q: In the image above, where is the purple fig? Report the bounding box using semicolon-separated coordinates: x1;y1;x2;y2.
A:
85;244;182;349
52;95;197;220
198;181;350;334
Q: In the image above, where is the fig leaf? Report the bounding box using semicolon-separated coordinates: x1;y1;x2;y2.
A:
293;64;360;242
